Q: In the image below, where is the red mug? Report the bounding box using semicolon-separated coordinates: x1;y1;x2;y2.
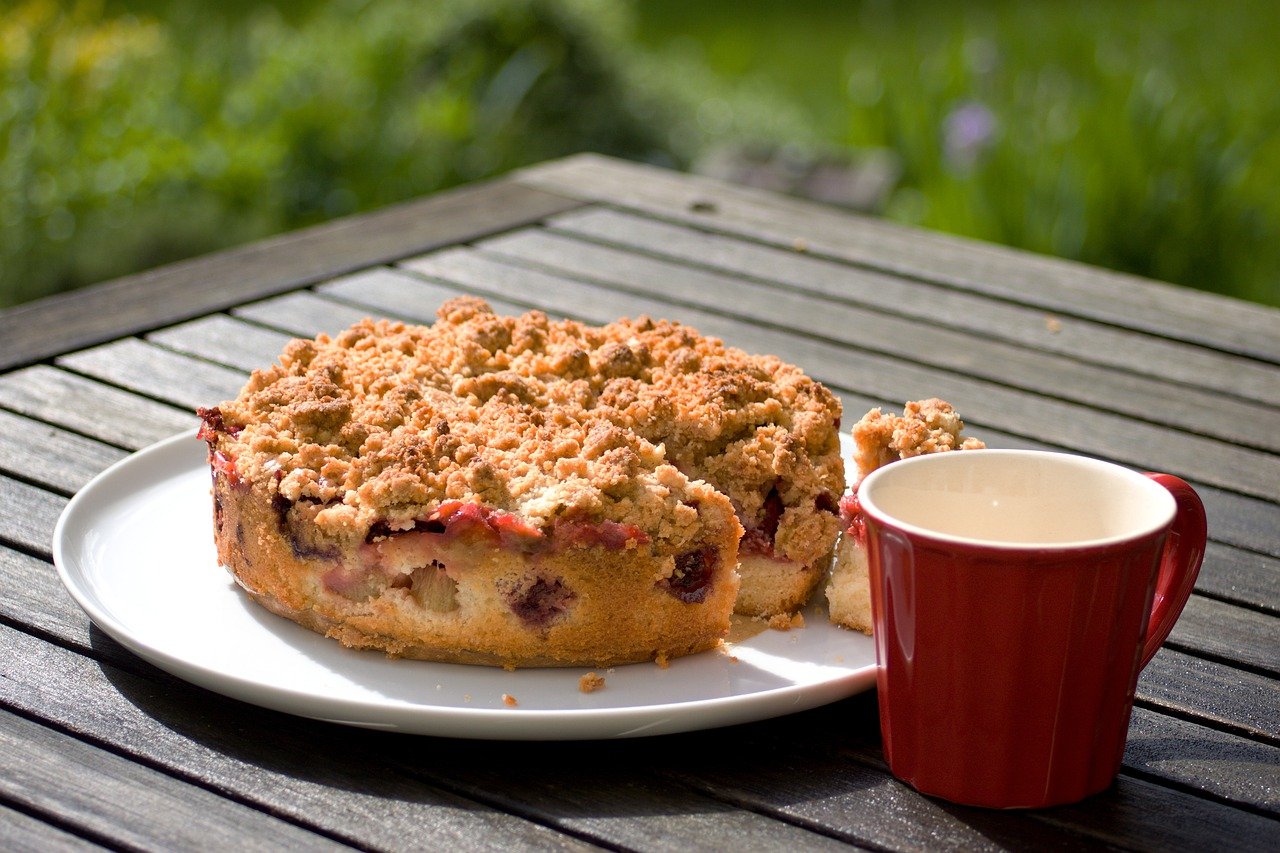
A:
856;450;1206;808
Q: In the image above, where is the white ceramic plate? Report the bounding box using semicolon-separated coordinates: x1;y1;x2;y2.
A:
54;430;875;739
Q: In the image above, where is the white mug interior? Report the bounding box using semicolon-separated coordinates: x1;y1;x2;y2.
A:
856;450;1177;549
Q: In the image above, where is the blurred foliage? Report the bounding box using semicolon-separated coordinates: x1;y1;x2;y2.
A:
2;0;1278;308
636;0;1280;307
0;0;806;307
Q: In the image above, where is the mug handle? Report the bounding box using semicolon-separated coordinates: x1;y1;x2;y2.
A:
1138;473;1207;669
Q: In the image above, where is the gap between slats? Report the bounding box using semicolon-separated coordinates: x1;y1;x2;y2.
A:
543;207;1280;409
515;155;1280;364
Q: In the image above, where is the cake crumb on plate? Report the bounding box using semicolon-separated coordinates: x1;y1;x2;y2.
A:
579;672;606;693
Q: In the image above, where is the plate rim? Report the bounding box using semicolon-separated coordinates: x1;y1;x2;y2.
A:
53;430;876;739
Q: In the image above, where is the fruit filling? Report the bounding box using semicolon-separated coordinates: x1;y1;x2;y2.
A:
504;576;576;628
738;484;840;560
838;491;866;545
660;547;718;603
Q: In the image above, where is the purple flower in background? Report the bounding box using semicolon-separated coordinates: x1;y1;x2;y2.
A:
944;101;998;171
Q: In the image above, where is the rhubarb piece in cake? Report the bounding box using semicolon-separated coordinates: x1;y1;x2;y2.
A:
826;399;985;633
198;297;842;667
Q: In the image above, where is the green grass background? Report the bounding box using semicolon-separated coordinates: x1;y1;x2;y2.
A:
3;0;1277;309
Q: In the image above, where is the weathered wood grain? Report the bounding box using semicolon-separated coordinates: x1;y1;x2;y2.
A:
0;707;348;851
1195;544;1280;616
0;411;125;496
662;697;1280;852
0;366;192;450
233;291;376;338
548;207;1280;408
0;548;95;658
0;623;595;852
149;315;295;374
0;802;101;852
0;622;841;852
517;155;1280;363
320;266;531;322
0;476;64;558
1138;648;1280;744
0;181;581;371
58;338;249;412
1167;596;1280;677
1124;707;1280;813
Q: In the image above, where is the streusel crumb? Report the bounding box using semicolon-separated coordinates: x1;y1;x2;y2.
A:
767;611;806;631
208;297;842;562
852;398;985;479
578;672;606;693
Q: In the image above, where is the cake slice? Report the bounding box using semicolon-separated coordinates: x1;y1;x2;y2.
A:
826;399;986;633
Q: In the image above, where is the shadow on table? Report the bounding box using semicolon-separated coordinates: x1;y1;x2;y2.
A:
90;624;1107;848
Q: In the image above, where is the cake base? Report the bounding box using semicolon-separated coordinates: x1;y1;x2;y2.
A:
213;471;741;668
825;534;873;635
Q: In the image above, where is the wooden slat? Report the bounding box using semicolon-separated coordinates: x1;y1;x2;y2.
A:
0;802;101;851
0;411;126;495
1167;596;1280;676
517;155;1280;363
0;366;191;450
478;227;1280;452
1196;490;1280;561
1195;543;1280;617
399;750;854;852
320;266;531;322
0;624;593;851
399;247;1280;502
0;707;347;851
1124;707;1280;813
149;316;295;374
58;339;249;412
549;207;1280;408
1138;648;1280;743
0;547;95;657
0;182;581;371
0;476;64;557
234;291;377;338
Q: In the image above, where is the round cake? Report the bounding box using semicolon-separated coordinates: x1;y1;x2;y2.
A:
198;297;844;667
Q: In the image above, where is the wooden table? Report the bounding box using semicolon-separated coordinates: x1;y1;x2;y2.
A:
1;154;1276;850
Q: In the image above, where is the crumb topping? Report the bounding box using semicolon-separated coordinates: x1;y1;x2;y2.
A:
203;297;842;559
766;611;806;631
578;672;606;693
851;398;986;480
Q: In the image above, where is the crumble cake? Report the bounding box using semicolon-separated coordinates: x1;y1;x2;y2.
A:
198;297;843;667
826;399;985;633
